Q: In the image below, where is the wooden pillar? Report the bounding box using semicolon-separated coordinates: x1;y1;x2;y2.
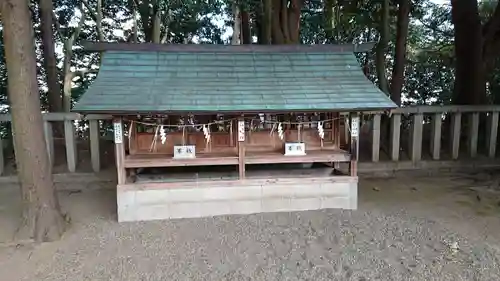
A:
344;113;349;145
487;112;499;158
64;119;77;172
349;113;360;177
467;112;479;158
389;113;401;161
114;118;126;185
409;113;423;162
371;113;381;162
89;119;101;172
334;113;341;148
430;113;442;160
229;119;234;147
237;118;246;179
449;112;461;160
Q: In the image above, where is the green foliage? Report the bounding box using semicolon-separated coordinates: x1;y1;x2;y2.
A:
0;0;500;124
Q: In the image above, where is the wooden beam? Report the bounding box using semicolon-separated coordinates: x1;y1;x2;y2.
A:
237;119;246;179
391;105;500;114
114;118;126;185
0;112;111;122
81;41;377;53
349;113;360;177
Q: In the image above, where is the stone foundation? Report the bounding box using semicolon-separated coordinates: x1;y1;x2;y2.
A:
117;176;357;222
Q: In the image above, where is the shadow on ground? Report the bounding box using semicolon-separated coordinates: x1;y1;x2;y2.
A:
1;172;500;280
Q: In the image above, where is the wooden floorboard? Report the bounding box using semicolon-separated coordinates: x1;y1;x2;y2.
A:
124;153;239;168
124;149;350;168
245;150;350;164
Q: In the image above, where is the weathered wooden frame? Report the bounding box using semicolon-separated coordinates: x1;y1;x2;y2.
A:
120;112;356;181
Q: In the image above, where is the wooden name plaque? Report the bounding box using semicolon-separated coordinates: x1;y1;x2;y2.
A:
284;142;306;156
173;145;196;159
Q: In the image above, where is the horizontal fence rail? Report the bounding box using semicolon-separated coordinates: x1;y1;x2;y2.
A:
0;105;500;176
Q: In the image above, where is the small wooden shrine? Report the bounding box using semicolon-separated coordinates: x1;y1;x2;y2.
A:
74;43;396;222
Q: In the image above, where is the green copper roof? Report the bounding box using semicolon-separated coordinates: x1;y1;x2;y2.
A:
73;48;396;114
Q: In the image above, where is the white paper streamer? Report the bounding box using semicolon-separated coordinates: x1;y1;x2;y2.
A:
317;121;324;139
159;125;167;144
277;122;284;140
203;125;211;143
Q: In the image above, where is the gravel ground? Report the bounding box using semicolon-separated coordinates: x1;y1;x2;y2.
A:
1;174;500;281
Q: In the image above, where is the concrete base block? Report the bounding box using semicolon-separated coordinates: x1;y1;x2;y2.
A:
117;176;358;222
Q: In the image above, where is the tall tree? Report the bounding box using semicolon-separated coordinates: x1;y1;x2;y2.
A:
39;0;62;113
0;0;66;242
451;0;486;104
253;0;303;44
390;0;411;106
271;0;303;43
375;0;390;95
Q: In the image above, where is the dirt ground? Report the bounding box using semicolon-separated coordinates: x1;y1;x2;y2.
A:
1;171;500;280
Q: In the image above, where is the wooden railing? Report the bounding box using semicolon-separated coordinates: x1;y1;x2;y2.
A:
0;105;500;176
0;113;112;175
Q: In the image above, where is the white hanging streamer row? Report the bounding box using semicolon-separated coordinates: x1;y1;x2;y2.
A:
132;116;344;129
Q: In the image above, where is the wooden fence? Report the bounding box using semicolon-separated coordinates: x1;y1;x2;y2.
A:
0;105;500;176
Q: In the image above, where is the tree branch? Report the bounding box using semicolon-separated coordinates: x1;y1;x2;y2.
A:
73;69;98;78
52;11;63;38
81;0;97;22
483;2;500;42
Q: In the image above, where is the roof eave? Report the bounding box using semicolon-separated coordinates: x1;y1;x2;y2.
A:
72;106;397;116
80;42;377;53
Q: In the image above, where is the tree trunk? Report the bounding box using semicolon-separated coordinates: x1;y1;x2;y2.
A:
451;0;486;104
270;0;303;44
231;4;241;45
375;0;390;95
61;5;86;112
0;0;66;242
240;9;252;44
258;0;272;44
39;0;62;113
96;0;104;41
389;0;411;106
152;3;161;43
324;0;336;43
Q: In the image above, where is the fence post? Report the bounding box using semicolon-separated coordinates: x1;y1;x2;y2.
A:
89;120;101;172
409;113;423;162
64;120;77;172
43;121;54;167
450;113;461;160
371;113;381;162
430;113;442;160
467;112;479;158
390;113;401;161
